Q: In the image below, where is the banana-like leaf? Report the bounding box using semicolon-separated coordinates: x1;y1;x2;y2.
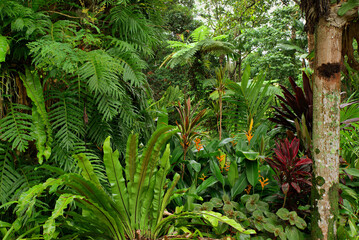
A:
125;134;138;183
75;197;125;240
32;106;51;163
157;173;180;226
63;173;131;239
0;35;9;62
43;194;85;240
149;144;171;229
129;126;176;227
74;154;102;189
22;68;52;163
103;136;130;223
200;211;255;234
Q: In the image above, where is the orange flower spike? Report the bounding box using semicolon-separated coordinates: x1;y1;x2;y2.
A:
246;118;254;144
199;173;207;181
244;185;252;194
194;138;203;151
259;177;269;189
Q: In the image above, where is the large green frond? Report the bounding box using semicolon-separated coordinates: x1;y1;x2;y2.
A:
49;90;84;151
0;103;33;152
109;5;157;56
0;143;24;205
28;40;80;74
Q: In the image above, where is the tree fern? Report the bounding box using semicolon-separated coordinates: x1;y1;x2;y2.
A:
0;103;33;152
190;25;210;42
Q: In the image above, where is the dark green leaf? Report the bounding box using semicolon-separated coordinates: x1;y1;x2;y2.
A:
338;0;359;16
245;160;258;186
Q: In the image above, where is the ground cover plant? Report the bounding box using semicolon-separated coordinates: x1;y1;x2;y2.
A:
1;0;359;239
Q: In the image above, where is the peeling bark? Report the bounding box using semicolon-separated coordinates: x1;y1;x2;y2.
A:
311;15;341;240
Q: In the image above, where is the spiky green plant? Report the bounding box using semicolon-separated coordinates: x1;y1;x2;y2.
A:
10;127;181;240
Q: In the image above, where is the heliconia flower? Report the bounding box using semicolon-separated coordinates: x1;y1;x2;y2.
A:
245;185;252;194
259;176;269;189
194;138;203;151
246;118;254;144
199;173;207;181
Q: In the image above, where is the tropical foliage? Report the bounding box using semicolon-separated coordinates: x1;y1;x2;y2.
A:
1;0;359;239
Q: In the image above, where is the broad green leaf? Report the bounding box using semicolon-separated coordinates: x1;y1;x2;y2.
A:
0;36;9;63
245;160;258;186
158;173;180;226
125;134;138;183
240;150;259;161
231;174;248;198
200;211;255;234
196;176;218;195
343;168;359;177
276;208;290;220
129;126;176;227
22;68;52;162
338;0;359;16
44;194;84;240
285;226;300;240
74;154;101;189
156;110;169;130
294;216;307;230
103;136;130;222
228;160;239;187
210;159;225;185
32;106;51;163
150;144;171;229
241;65;251;90
188;160;201;173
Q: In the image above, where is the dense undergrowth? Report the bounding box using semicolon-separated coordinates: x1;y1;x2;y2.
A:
0;0;359;239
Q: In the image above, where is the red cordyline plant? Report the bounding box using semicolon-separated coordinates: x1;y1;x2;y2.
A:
266;138;313;208
176;98;206;161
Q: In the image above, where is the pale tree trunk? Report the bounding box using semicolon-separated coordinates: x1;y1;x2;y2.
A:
311;16;341;239
311;5;357;239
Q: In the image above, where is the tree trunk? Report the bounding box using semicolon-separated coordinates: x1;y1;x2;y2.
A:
311;15;342;240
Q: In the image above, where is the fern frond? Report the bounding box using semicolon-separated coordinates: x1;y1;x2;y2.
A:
49;90;85;152
78;50;123;95
28;40;80;74
107;48;147;87
0;0;50;38
190;25;210;42
0;143;24;205
0;103;33;152
43;20;80;43
109;4;157;56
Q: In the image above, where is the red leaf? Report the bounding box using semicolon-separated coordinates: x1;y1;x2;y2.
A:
291;182;301;193
295;157;312;167
282;182;289;195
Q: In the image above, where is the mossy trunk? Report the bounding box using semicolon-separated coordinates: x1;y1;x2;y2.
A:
311;14;342;240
